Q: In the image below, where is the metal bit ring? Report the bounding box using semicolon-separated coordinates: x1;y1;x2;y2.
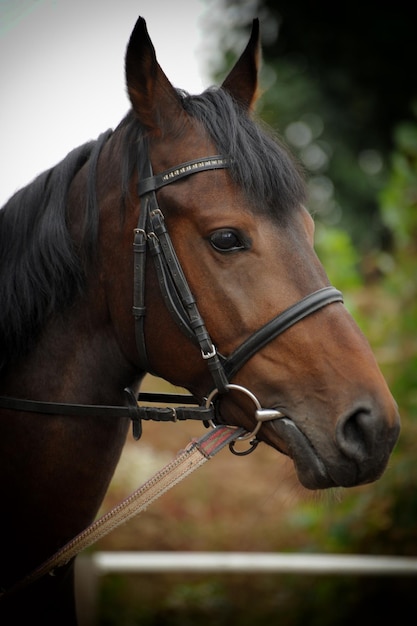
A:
205;383;283;444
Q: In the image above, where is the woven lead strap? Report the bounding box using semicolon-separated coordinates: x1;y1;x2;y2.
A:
3;425;244;598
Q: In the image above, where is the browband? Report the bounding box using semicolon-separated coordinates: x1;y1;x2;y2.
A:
137;156;230;196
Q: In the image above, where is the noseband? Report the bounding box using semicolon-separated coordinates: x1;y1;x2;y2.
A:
0;147;343;453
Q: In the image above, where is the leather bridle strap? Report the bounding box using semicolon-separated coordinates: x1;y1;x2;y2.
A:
0;391;215;441
135;153;231;393
223;286;344;380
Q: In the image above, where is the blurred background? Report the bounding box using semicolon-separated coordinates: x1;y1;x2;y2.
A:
2;0;417;624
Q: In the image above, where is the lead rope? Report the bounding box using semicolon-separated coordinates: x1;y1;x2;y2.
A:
1;425;244;599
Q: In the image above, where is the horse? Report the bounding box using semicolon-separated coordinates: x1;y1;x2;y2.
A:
0;16;399;624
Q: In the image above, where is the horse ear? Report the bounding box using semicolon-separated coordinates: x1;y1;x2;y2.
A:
221;19;261;110
125;16;184;133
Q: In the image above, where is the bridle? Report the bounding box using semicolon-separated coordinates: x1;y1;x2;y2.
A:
0;146;343;454
131;147;343;450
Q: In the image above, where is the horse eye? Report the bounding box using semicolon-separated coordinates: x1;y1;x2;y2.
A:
209;229;246;252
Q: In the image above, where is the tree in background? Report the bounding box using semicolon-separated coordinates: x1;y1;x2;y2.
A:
201;3;417;621
206;0;416;264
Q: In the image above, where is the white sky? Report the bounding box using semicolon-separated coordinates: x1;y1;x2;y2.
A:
0;0;218;206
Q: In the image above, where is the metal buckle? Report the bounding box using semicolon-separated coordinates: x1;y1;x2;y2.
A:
201;343;217;360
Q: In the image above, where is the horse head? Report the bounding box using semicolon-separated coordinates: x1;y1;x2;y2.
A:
108;17;400;490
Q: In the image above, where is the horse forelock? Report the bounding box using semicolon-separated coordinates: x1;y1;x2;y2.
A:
180;87;306;218
119;89;306;220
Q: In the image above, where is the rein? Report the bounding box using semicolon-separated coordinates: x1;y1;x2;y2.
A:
1;424;245;599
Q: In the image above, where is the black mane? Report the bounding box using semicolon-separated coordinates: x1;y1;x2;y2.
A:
0;87;305;374
0;131;111;373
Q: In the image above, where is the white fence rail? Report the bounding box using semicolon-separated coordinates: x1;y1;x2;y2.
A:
90;550;417;576
75;552;417;626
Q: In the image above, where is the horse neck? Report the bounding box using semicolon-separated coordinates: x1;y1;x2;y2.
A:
2;300;140;405
2;129;144;405
0;301;135;597
0;135;143;589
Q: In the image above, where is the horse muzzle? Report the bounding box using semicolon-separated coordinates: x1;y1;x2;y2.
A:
268;404;400;490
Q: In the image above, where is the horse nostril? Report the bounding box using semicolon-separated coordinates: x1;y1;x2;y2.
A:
334;403;400;486
336;408;376;462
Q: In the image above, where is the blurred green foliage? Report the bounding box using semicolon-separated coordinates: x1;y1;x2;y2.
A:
378;117;417;418
216;1;415;253
221;1;417;567
197;4;417;621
